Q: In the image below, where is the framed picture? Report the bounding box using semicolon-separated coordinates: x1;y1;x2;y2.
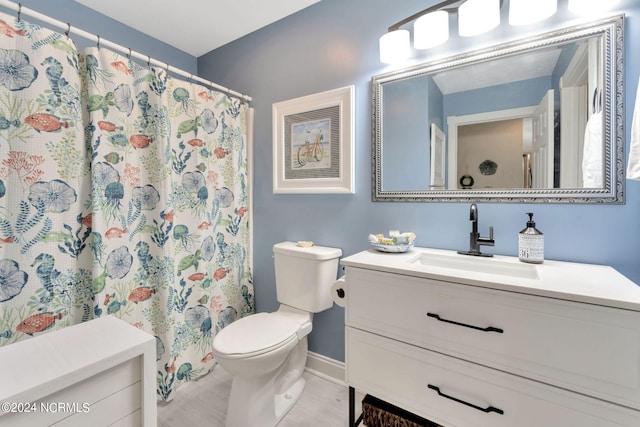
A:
272;85;355;194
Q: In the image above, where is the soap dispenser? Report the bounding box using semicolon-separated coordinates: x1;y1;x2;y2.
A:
519;212;544;264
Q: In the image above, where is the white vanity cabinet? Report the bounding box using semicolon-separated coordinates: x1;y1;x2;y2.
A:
0;315;157;427
341;248;640;427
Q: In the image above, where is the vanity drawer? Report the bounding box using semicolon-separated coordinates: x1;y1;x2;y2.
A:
347;328;640;427
345;267;640;410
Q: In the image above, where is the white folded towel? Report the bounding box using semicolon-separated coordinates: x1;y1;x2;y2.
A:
627;77;640;180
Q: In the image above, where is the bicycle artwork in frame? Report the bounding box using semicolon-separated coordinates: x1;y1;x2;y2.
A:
272;85;355;194
292;119;330;170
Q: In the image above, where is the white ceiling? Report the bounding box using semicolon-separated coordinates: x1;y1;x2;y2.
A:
75;0;321;57
432;48;563;94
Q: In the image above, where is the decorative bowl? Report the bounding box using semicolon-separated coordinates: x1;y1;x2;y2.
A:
370;242;414;253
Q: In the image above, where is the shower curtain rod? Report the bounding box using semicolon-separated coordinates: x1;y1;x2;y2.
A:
0;0;252;103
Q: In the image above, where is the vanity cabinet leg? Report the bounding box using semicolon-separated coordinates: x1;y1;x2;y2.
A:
349;386;355;426
349;386;363;426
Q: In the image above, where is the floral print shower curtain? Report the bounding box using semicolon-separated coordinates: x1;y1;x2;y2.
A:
0;13;93;342
0;13;253;401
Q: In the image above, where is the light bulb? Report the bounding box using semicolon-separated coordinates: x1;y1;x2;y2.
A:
379;29;410;64
414;11;449;49
458;0;501;37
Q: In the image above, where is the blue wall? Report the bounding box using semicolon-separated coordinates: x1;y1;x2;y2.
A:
444;76;552;119
381;75;448;190
383;76;431;190
199;0;640;363
0;0;196;73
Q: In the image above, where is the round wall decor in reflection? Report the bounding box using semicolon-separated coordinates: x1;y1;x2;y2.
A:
479;160;498;175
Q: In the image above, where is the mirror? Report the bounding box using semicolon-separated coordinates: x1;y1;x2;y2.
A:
372;15;625;203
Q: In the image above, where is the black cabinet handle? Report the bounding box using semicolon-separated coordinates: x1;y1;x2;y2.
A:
428;384;504;415
426;312;503;333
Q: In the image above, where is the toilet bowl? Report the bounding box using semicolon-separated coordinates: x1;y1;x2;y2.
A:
213;306;312;426
212;241;342;427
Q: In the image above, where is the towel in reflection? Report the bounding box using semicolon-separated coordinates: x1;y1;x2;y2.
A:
582;111;602;187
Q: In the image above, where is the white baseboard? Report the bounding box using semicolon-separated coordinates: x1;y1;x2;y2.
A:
305;351;345;386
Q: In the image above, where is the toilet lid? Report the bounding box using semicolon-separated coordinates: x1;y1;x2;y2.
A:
213;312;303;356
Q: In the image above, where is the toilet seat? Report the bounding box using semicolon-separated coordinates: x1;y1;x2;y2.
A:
214;312;308;359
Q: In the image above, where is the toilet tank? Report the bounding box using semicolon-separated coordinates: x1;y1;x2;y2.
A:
273;242;342;313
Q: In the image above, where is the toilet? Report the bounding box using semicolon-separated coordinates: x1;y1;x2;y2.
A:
212;241;342;427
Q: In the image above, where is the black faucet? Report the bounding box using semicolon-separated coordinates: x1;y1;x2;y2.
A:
458;203;494;257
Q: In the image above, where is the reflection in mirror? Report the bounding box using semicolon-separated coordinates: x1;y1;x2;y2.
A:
372;15;624;203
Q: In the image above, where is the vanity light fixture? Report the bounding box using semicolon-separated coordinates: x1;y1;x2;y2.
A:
379;0;460;63
509;0;557;26
568;0;621;14
380;0;560;64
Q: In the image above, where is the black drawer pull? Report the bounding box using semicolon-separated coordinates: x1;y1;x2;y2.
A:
428;384;504;415
426;312;503;333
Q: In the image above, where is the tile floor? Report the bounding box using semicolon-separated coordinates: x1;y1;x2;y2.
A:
157;365;350;427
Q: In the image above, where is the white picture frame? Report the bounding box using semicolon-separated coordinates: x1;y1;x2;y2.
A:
272;85;355;194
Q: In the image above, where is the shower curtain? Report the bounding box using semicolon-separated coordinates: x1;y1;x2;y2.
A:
0;12;253;401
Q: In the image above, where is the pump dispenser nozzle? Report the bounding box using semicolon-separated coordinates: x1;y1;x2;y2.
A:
526;212;535;227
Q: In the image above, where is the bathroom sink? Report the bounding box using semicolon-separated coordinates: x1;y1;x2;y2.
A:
407;251;539;280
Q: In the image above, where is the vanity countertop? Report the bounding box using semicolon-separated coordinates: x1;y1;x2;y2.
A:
341;247;640;311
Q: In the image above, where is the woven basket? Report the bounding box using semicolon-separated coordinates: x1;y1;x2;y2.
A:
361;394;441;427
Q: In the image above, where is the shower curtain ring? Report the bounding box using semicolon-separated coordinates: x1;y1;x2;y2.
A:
17;3;21;21
147;55;151;69
96;35;100;49
127;48;132;59
165;62;170;74
65;23;71;38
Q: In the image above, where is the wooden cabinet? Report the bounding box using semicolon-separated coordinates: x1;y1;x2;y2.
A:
0;316;156;426
342;248;640;427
